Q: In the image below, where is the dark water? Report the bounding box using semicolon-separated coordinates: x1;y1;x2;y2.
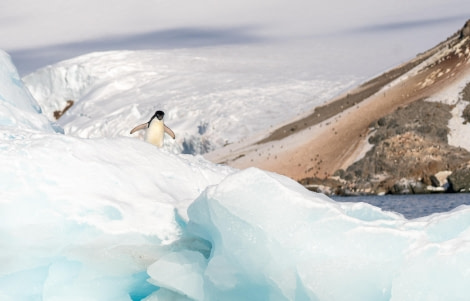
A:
331;193;470;219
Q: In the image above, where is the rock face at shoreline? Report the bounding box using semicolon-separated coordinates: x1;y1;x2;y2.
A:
448;163;470;192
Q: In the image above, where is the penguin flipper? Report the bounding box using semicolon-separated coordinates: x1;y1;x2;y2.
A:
164;125;176;139
130;123;148;134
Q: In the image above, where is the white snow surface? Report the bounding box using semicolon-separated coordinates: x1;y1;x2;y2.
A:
448;100;470;150
423;55;470;151
23;48;355;154
3;49;470;300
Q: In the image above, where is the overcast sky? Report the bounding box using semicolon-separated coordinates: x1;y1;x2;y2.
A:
2;0;469;75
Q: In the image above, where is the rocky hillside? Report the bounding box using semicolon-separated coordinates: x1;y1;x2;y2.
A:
206;19;470;195
304;97;470;195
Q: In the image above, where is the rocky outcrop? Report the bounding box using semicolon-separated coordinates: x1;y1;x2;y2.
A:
429;170;452;191
390;178;427;195
53;100;74;120
335;100;470;194
448;163;470;192
459;20;470;39
302;99;470;195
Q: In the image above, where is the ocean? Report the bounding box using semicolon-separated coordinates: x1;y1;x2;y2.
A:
332;193;470;219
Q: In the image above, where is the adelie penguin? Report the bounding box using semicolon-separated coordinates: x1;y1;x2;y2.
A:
130;110;175;147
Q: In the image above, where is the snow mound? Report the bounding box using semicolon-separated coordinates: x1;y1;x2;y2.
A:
0;128;234;301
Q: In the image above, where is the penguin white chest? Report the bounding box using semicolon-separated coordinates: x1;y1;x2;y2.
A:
146;120;165;147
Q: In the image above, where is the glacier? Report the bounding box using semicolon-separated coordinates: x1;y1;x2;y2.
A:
2;48;470;301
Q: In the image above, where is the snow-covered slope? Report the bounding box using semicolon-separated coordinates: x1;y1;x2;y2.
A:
23;47;356;154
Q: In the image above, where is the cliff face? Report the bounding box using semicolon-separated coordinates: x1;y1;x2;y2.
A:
206;20;470;194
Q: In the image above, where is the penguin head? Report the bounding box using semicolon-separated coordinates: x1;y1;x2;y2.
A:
148;110;165;125
154;110;165;120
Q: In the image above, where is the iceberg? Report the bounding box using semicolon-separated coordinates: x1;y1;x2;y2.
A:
149;168;470;301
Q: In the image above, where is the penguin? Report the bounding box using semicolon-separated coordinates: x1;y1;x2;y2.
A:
130;110;175;147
